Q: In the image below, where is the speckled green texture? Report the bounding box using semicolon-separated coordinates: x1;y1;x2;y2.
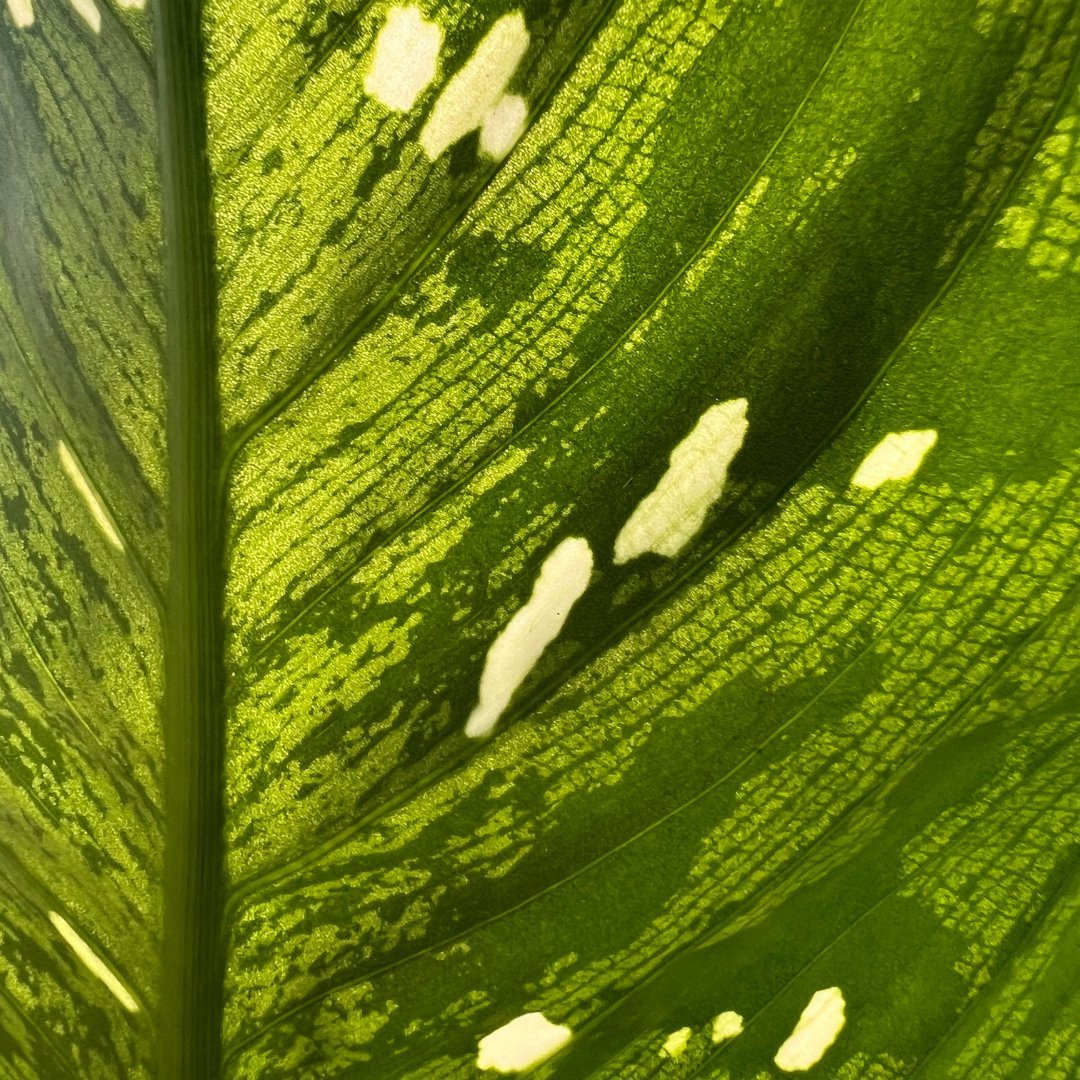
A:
0;1;1078;1077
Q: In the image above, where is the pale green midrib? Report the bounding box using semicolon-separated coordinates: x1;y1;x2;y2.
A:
218;0;621;475
153;1;226;1078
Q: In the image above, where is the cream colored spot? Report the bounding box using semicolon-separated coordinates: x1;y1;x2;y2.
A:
851;429;937;490
116;0;145;7
6;0;33;27
465;537;592;738
58;441;125;552
711;1010;744;1043
614;398;749;564
420;11;529;159
364;6;442;112
477;1012;572;1073
479;93;527;160
68;0;100;32
49;912;139;1013
661;1027;691;1059
774;987;846;1072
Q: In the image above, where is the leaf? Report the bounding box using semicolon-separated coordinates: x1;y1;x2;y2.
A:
0;0;1077;1078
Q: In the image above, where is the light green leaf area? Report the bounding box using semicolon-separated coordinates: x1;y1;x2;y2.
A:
0;0;1078;1077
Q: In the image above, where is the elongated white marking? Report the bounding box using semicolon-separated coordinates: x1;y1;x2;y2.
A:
851;429;937;490
479;93;527;160
6;0;34;28
58;441;125;552
364;6;442;112
614;398;749;564
465;537;592;738
68;0;100;31
420;11;529;159
661;1027;691;1059
477;1012;572;1073
49;912;139;1013
774;987;846;1072
116;0;145;8
711;1011;744;1043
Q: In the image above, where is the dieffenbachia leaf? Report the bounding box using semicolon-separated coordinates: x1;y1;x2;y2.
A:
1;0;1077;1077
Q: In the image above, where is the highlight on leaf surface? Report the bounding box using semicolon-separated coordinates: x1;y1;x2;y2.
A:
0;0;1078;1077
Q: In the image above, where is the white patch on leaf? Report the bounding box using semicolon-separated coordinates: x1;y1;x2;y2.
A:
49;912;139;1013
465;537;592;738
6;0;33;26
68;0;100;31
850;429;937;490
8;0;145;31
364;6;442;112
774;987;846;1072
661;1027;691;1058
58;441;125;551
479;92;527;160
614;398;748;564
476;1012;572;1073
420;11;529;160
710;1010;744;1043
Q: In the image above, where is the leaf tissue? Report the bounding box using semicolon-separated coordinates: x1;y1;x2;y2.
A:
0;0;1077;1077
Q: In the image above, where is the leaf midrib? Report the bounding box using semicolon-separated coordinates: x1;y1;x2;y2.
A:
153;0;226;1078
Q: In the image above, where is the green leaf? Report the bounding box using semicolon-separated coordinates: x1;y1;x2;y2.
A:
1;0;1077;1077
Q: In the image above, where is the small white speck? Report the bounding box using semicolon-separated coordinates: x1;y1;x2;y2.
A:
614;398;749;564
68;0;101;32
6;0;34;27
479;93;527;160
661;1027;691;1059
49;911;139;1013
420;11;529;160
465;536;592;739
364;6;442;113
774;986;846;1072
851;429;937;490
58;441;125;552
711;1010;744;1043
477;1012;572;1073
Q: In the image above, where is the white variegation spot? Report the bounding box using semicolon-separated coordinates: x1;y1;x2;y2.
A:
614;397;749;564
68;0;100;32
479;93;527;160
48;912;139;1013
477;1012;572;1073
711;1010;744;1043
58;441;125;552
774;987;846;1072
661;1026;691;1059
851;429;938;489
6;0;33;27
116;0;145;7
420;10;529;159
465;536;593;738
364;5;442;113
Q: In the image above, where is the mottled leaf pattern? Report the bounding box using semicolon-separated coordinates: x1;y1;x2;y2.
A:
0;0;1078;1077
